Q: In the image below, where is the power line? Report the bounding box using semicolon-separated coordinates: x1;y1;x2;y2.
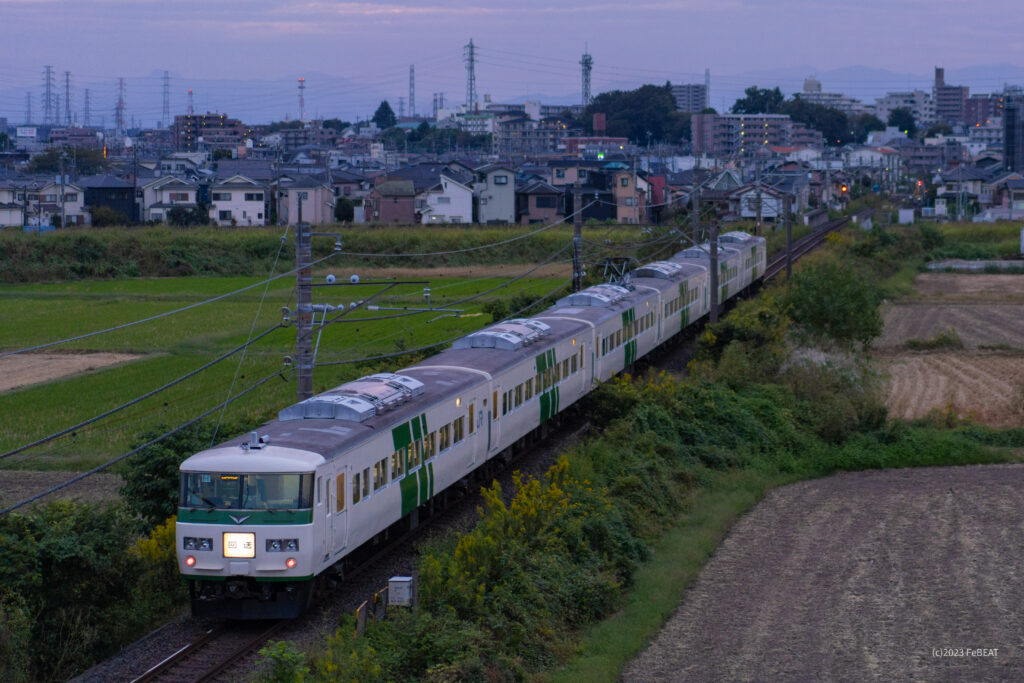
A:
0;253;336;358
0;369;288;518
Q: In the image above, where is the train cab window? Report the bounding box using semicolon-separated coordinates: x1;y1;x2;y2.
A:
468;404;475;433
391;450;404;479
362;468;370;498
408;442;422;470
439;424;451;451
336;474;345;512
373;458;388;491
454;417;465;443
352;472;361;504
424;432;437;461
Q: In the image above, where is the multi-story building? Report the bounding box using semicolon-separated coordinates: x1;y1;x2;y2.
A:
671;84;709;113
796;77;867;116
874;91;935;128
933;67;969;126
173;113;253;153
208;175;267;226
1004;99;1024;172
691;114;794;156
47;126;103;148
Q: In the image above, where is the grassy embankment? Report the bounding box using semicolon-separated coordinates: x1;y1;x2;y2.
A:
252;220;1024;682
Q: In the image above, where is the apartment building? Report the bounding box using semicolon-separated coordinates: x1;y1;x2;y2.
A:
874;91;936;128
691;114;793;156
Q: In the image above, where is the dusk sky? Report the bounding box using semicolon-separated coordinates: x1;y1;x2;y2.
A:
2;0;1023;125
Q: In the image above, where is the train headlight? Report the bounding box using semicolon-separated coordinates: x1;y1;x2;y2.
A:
285;539;299;552
184;537;214;551
266;538;299;552
286;558;297;569
267;539;282;552
185;556;196;567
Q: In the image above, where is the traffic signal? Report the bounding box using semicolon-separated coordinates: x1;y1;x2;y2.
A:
917;179;923;188
840;184;848;193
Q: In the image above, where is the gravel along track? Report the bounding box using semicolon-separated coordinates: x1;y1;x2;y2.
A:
624;465;1024;682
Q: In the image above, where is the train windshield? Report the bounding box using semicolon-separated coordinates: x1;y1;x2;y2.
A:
180;473;313;510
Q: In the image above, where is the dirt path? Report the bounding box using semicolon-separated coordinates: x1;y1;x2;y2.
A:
623;465;1024;682
0;469;123;507
0;352;142;393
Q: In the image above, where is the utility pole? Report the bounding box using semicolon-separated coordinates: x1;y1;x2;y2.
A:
572;181;583;292
295;195;313;401
784;194;792;279
59;151;66;229
709;220;719;323
692;185;700;247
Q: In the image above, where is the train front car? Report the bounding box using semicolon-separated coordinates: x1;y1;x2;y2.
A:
176;434;324;618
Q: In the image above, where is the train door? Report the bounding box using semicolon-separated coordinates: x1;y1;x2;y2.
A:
333;468;348;553
316;475;328;565
489;388;499;453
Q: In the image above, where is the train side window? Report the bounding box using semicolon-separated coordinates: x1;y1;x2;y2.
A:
535;373;541;393
362;468;370;498
514;384;522;407
571;354;577;373
316;476;322;505
391;450;405;480
336;474;345;512
601;337;607;356
502;392;508;415
408;441;422;470
524;380;533;400
493;391;498;419
579;346;584;367
373;458;387;491
454;416;465;443
562;359;569;377
468;404;475;433
424;432;436;461
439;424;451;451
352;472;361;504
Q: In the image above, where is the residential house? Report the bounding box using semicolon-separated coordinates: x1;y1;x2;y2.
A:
421;172;473;224
79;174;136;223
34;180;87;226
276;176;335;224
516;180;563;224
607;165;649;223
729;184;787;220
365;180;416;223
473;163;515;224
139;176;198;222
209;175;266;226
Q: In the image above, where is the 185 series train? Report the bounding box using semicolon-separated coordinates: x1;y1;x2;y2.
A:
176;231;766;618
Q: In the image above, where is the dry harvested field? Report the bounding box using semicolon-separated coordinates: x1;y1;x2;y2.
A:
0;470;122;507
878;273;1024;427
314;262;571;281
624;465;1024;682
0;352;141;393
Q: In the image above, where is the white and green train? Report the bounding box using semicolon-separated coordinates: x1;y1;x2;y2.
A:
176;232;766;618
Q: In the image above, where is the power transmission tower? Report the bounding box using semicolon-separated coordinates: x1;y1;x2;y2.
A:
187;88;195;115
55;95;61;129
64;71;72;126
115;77;127;134
398;97;405;119
43;65;55;124
464;39;477;112
409;65;415;117
297;77;306;121
580;47;593;107
25;92;31;125
432;93;438;119
83;89;91;127
162;71;171;128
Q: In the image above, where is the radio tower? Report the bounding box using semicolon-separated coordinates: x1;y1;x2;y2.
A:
409;65;416;117
580;47;593;107
43;65;55;124
187;88;194;116
162;71;171;128
464;39;477;112
63;72;72;125
25;92;32;125
115;77;127;134
83;89;91;127
297;77;306;121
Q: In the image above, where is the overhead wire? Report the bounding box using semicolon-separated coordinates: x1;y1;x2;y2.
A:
0;368;288;518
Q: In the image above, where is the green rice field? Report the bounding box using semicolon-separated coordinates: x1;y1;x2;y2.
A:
0;270;565;471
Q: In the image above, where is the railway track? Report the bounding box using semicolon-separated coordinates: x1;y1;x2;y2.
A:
123;216;849;682
764;216;850;280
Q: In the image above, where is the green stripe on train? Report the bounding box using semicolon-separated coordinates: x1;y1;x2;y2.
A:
392;422;412;451
177;509;313;525
400;463;435;516
400;474;418;516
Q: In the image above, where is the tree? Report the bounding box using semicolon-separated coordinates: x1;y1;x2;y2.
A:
373;100;397;129
784;258;882;348
322;118;351;132
89;205;127;227
582;84;681;143
0;131;10;152
924;123;953;138
334;197;354;222
887;107;916;137
212;148;233;160
850;113;885;143
731;86;784;114
29;147;108;175
167;201;209;227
